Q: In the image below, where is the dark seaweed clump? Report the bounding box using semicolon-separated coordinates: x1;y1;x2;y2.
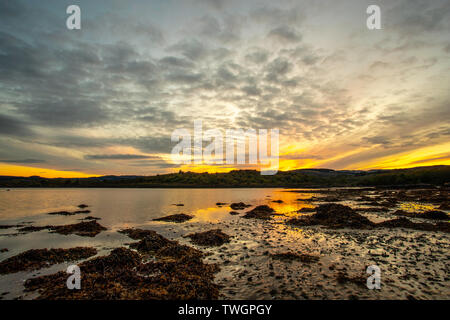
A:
243;205;276;219
47;209;91;216
392;210;449;221
152;214;193;223
270;252;319;263
230;202;252;210
0;247;97;274
185;229;231;247
24;229;220;299
288;203;375;229
288;203;449;233
50;221;107;237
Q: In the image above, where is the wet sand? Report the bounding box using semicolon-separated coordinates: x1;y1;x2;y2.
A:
0;187;449;300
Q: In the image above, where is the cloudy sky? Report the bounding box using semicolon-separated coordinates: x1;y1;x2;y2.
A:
0;0;449;177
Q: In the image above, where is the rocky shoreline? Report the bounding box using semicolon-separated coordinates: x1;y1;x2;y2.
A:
0;187;449;299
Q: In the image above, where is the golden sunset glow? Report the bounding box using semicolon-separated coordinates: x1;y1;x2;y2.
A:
0;164;99;178
0;0;448;178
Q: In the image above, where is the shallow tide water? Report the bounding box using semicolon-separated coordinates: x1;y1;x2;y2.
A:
0;188;449;300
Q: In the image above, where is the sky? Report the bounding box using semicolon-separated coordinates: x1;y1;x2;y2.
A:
0;0;449;178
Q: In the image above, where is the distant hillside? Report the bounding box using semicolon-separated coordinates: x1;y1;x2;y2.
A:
0;165;449;188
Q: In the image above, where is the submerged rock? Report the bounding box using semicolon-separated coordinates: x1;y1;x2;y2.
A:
230;202;252;210
47;211;74;216
243;205;276;220
229;211;240;215
153;213;193;223
0;247;97;274
77;204;89;209
73;210;91;214
79;216;101;221
50;220;107;237
185;229;231;247
48;209;90;216
18;225;49;233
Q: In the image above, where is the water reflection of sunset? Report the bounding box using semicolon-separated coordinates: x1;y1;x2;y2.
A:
192;206;234;223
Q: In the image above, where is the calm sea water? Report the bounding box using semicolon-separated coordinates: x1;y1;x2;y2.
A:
0;188;307;226
0;188;448;300
0;188;312;298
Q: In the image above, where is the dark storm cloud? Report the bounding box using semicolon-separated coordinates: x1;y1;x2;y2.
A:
0;114;33;137
17;99;109;127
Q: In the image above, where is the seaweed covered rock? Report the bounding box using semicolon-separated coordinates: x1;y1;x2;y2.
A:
185;229;231;247
230;202;252;210
48;210;90;216
24;231;220;299
79;247;141;274
243;205;276;219
297;207;316;213
0;247;97;274
79;216;101;221
18;225;49;233
156;243;204;259
119;228;176;253
130;235;175;253
153;214;193;223
120;228;204;257
377;217;450;233
119;228;162;240
288;204;375;229
51;221;107;237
